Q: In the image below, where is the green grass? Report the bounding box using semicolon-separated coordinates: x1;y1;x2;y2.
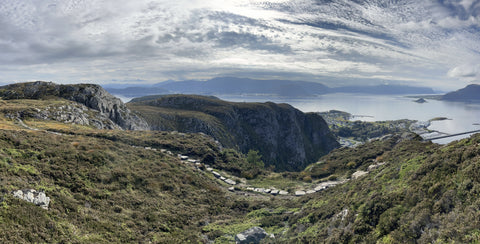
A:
279;133;480;243
247;172;310;191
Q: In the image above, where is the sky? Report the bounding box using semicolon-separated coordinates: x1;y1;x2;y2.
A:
0;0;479;90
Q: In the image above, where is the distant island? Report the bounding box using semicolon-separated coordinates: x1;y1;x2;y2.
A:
105;77;438;99
414;98;427;103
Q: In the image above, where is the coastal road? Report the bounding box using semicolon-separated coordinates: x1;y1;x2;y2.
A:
423;130;480;141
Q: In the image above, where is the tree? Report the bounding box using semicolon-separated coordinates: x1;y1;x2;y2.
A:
247;150;264;169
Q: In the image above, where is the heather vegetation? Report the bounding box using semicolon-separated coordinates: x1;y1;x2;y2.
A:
281;134;480;243
0;120;288;243
1;83;480;243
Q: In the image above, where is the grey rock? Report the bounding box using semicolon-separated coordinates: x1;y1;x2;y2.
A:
314;180;344;191
0;81;149;130
12;189;50;210
235;227;268;244
352;170;368;179
368;162;386;171
225;179;236;185
295;190;306;196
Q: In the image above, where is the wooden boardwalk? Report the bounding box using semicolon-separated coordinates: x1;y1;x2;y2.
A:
423;130;480;141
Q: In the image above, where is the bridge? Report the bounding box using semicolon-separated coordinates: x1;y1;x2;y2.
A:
423;130;480;141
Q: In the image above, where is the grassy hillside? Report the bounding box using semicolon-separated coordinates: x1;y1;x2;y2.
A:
1;91;480;243
0;98;286;243
279;133;480;243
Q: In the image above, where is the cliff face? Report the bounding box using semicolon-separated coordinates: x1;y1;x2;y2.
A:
128;95;339;171
0;81;149;130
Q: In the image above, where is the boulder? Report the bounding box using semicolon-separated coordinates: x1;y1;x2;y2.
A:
352;170;368;179
235;227;268;244
224;179;236;185
368;162;386;171
295;190;306;196
12;189;50;210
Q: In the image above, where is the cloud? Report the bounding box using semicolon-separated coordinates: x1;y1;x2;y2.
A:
448;64;480;79
0;0;479;89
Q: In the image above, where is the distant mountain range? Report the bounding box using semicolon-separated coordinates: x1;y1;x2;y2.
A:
105;77;437;99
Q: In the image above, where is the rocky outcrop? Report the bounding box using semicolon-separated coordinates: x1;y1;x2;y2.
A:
5;102;122;130
235;227;269;244
12;189;50;210
0;81;148;130
129;95;339;171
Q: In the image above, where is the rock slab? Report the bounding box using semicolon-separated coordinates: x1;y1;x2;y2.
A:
12;189;50;210
235;227;268;244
